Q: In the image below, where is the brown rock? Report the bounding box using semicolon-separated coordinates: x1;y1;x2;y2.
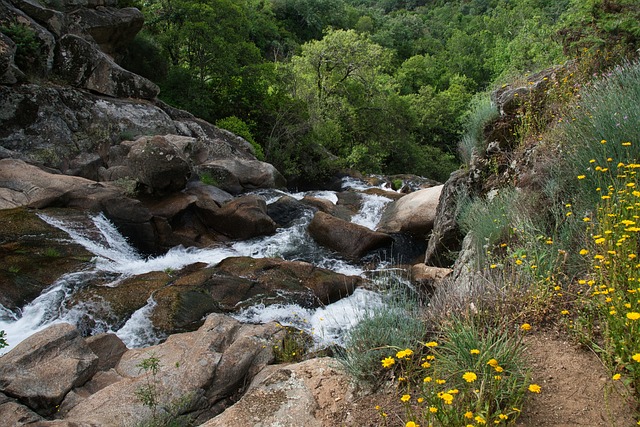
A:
308;211;393;260
202;195;277;240
85;333;127;372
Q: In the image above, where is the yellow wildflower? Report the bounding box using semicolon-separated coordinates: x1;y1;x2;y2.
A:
400;394;411;402
381;357;395;368
528;384;542;393
462;372;478;382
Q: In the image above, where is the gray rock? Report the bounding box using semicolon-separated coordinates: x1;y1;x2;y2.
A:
308;211;393;260
0;399;43;426
56;34;159;99
0;32;17;84
68;6;144;55
425;169;470;267
0;323;98;416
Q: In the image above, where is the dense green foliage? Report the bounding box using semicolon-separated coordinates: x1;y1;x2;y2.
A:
120;0;637;185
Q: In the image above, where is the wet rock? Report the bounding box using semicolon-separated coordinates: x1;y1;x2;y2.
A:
308;211;393;260
202;195;277;240
0;323;98;416
377;185;442;236
0;208;94;311
267;195;314;228
214;257;361;306
201;358;355;427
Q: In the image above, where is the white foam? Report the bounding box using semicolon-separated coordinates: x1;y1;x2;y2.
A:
116;297;163;348
351;193;392;230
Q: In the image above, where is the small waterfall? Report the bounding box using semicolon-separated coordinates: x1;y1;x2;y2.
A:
3;183;403;352
232;288;384;348
116;297;163;348
351;193;392;230
0;271;94;354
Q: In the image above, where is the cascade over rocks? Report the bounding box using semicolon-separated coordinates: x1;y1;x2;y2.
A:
0;208;94;311
67;257;362;336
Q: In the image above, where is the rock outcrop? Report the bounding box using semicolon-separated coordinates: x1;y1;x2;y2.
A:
0;323;98;416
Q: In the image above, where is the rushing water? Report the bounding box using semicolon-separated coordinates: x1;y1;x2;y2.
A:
0;178;396;354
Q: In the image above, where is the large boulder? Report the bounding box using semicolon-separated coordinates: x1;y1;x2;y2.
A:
100;135;192;195
196;159;286;195
56;34;159;99
0;323;98;416
377;185;443;236
68;6;144;54
308;211;393;260
201;358;355;427
200;195;277;240
267;195;314;228
61;314;285;426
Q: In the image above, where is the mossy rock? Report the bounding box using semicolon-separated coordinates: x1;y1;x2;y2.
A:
0;208;94;310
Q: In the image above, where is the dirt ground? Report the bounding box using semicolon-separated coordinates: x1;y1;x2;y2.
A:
341;329;637;426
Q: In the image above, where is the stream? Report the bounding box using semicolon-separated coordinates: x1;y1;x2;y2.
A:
0;178;400;354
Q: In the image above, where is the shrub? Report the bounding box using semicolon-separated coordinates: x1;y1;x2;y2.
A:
0;330;7;349
0;23;43;75
458;93;499;164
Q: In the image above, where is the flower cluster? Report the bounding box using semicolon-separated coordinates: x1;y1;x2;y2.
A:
377;329;532;426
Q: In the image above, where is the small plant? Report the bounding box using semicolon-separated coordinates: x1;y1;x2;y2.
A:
135;354;162;419
112;178;138;197
273;326;312;363
0;23;42;74
43;247;61;258
0;330;8;349
134;354;195;427
8;266;20;274
391;179;404;191
198;172;219;187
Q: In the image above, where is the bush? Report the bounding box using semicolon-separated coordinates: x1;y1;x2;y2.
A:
0;23;42;75
458;93;499;164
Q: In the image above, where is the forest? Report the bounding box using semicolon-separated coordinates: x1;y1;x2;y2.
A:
120;0;640;186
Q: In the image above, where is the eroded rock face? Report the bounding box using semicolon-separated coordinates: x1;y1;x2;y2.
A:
308;211;393;260
377;185;443;236
425;170;470;267
56;34;159;99
0;32;17;84
0;323;98;416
